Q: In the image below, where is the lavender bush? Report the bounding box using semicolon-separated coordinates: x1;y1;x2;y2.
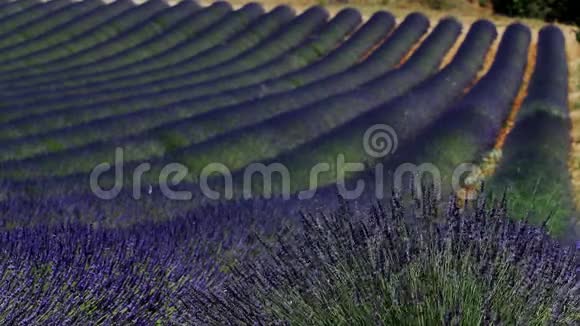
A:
0;204;279;324
189;191;579;325
0;178;577;324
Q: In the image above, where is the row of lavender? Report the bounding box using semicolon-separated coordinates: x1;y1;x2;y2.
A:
0;1;577;323
0;3;575;237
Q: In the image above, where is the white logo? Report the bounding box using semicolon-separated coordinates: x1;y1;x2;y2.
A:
363;124;398;158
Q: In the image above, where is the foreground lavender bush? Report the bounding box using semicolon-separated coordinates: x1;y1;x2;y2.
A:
0;185;577;324
189;192;579;325
0;206;273;324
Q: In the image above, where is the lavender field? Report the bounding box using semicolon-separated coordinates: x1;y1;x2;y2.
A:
0;0;578;324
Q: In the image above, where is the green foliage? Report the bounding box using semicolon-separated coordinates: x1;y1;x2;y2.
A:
492;0;550;19
265;254;554;325
422;0;453;10
44;139;64;153
492;0;578;24
191;194;580;324
489;111;574;237
158;132;189;154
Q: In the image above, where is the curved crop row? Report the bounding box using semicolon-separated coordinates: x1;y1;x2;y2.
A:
0;1;230;81
0;0;71;38
0;0;103;53
54;5;295;94
0;4;295;109
1;2;263;88
30;3;266;88
0;10;405;178
224;20;497;196
378;23;531;198
0;7;355;147
0;0;135;62
0;6;328;124
0;7;332;115
488;26;575;237
0;0;40;20
0;2;573;231
167;16;460;183
0;0;204;79
0;0;175;75
0;7;326;97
